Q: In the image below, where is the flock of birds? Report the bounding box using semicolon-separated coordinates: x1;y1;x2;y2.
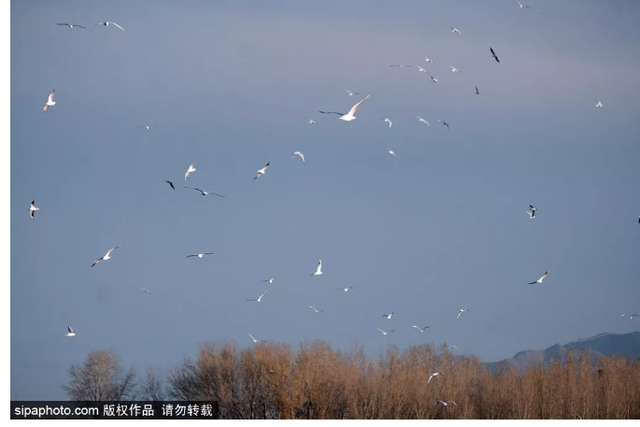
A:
21;1;639;409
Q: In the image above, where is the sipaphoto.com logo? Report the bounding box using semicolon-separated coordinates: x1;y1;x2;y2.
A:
12;402;100;419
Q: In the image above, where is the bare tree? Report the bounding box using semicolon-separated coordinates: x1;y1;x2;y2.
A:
140;366;166;401
62;349;137;401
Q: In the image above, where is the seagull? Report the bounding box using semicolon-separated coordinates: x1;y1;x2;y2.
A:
336;287;354;292
137;125;157;130
413;325;431;333
385;146;399;159
383;117;393;128
451;27;462;35
448;345;458;350
429;74;439;83
91;21;125;31
528;271;549;284
382;312;395;320
91;245;122;268
596;99;604;108
490;47;500;63
417;65;427;72
516;1;531;8
308;119;317;124
428;372;443;383
291;151;305;162
389;64;404;68
438;120;450;131
450;66;462;73
56;23;86;29
246;290;267;303
319;94;371;122
417;117;430;126
186;252;214;258
184;187;225;197
66;326;76;337
311;260;323;276
184;163;196;180
475;86;481;95
262;277;277;284
621;314;639;319
435;400;457;407
141;288;153;297
253;162;270;180
42;89;56;113
457;309;470;319
376;327;395;336
248;333;265;343
526;205;536;219
425;57;435;63
309;306;325;313
29;200;39;218
164;180;175;190
345;89;359;97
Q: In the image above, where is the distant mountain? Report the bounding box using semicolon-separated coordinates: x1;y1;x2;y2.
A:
485;332;640;374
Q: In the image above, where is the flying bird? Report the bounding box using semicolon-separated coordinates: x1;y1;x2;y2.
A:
311;260;323;276
164;180;175;190
417;65;427;73
596;99;604;108
319;94;371;122
291;151;305;162
389;64;404;68
526;205;536;219
382;312;395;320
137;125;157;130
336;287;354;292
475;86;481;95
457;309;470;319
413;325;431;333
184;163;196;180
42;89;56;113
438;120;450;130
425;57;435;63
309;306;325;313
621;314;639;319
254;162;271;180
248;333;265;343
417;117;430;126
184;187;225;197
490;47;500;63
450;66;462;73
262;277;277;284
91;21;125;31
186;252;214;258
383;117;393;128
448;345;458;350
56;23;86;29
516;1;531;8
528;271;549;284
29;200;39;218
451;27;462;35
308;119;317;124
91;245;122;268
435;400;457;407
428;372;443;383
66;326;76;337
246;290;267;303
345;89;359;97
385;146;399;159
141;288;153;297
376;327;395;336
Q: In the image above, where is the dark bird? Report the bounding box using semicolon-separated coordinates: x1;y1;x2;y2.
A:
438;120;450;131
184;187;225;197
490;47;500;63
475;86;481;95
164;180;175;190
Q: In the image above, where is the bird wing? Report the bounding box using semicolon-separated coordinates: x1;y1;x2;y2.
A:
68;326;74;333
76;25;87;29
248;333;256;341
106;245;121;257
90;22;104;30
91;258;101;268
110;22;125;31
528;281;537;284
48;90;55;103
186;254;198;258
319;111;344;116
42;105;48;113
203;252;214;255
376;328;385;334
346;94;371;116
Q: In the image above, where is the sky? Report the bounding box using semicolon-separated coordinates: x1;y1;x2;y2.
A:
9;0;640;401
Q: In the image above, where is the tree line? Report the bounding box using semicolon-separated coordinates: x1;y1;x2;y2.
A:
61;340;640;419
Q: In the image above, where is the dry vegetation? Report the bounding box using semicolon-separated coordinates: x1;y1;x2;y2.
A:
64;342;640;419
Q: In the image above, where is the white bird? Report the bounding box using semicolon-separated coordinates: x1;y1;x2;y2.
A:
291;151;305;162
186;252;214;258
319;94;371;122
457;309;470;319
417;117;430;127
385;146;398;159
417;65;427;73
528;271;549;284
425;57;434;63
596;99;604;108
91;245;122;268
526;205;536;219
376;327;395;336
184;187;225;197
56;23;86;29
141;288;153;297
29;200;39;218
309;306;325;313
451;27;462;35
448;345;458;350
382;312;395;320
308;119;317;124
435;400;457;407
428;372;443;383
389;64;404;68
516;1;531;8
91;21;125;31
254;162;271;180
311;259;323;276
336;287;354;292
620;314;639;319
450;66;462;73
247;290;267;303
345;89;359;97
248;333;265;343
66;326;76;337
413;325;431;333
137;125;156;130
383;117;393;128
262;277;277;284
42;89;56;113
184;163;196;180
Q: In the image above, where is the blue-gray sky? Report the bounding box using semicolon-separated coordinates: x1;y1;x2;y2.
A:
10;0;640;400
